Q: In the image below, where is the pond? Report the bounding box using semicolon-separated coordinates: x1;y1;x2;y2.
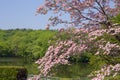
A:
0;57;24;65
0;57;91;80
27;75;90;80
0;57;39;75
49;63;93;78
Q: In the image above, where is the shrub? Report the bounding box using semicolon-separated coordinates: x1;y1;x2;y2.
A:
0;66;27;80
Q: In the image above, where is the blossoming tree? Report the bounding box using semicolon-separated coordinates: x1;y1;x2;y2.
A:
33;0;120;80
37;0;120;28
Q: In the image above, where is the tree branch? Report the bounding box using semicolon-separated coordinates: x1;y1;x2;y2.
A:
95;0;109;20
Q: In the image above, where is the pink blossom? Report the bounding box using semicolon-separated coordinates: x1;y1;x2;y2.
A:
37;0;120;27
90;64;120;80
35;27;120;76
36;39;87;76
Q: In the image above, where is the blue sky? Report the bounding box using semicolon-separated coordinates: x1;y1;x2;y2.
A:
0;0;115;30
0;0;55;30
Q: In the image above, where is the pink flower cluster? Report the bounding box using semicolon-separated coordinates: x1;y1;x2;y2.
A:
37;0;120;27
89;64;120;80
36;5;47;14
88;28;120;55
36;40;87;76
88;29;107;40
36;27;120;76
89;28;120;40
95;42;120;55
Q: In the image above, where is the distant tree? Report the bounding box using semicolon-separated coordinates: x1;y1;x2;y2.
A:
37;0;120;28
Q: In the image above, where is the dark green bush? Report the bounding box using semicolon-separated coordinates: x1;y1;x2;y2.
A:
0;66;27;80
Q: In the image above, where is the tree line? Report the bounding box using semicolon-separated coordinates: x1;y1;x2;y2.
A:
0;29;57;62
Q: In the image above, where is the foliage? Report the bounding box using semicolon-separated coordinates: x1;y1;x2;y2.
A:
104;73;120;80
112;13;120;25
0;29;57;61
0;66;27;80
24;63;39;75
0;29;57;76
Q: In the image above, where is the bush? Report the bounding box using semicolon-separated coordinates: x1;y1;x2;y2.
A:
0;66;27;80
